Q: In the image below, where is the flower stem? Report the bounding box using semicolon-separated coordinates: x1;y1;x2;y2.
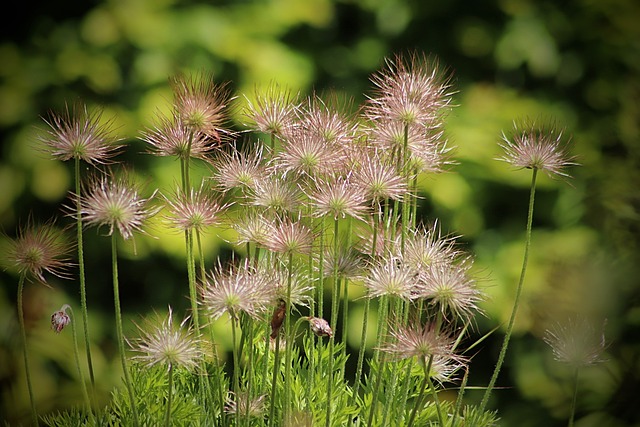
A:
268;329;282;427
17;275;38;426
67;305;94;423
352;211;380;403
284;251;294;423
165;363;174;427
111;236;139;427
74;157;95;387
568;367;580;427
195;230;219;419
480;168;538;412
231;313;241;427
244;318;255;425
407;358;430;427
450;366;469;427
425;357;445;426
325;219;340;427
367;295;389;426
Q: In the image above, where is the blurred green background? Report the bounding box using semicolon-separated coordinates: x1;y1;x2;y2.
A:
1;0;639;425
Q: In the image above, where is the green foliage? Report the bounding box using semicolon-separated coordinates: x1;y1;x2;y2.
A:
109;364;210;427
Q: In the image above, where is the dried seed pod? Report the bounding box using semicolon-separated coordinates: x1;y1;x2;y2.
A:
270;299;286;339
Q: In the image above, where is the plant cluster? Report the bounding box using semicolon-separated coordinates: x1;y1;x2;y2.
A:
3;52;600;427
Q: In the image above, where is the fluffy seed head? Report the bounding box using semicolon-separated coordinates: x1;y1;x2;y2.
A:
142;112;216;160
399;223;460;273
250;175;300;214
211;142;268;194
40;102;122;164
296;94;358;148
79;173;158;240
275;129;343;178
201;260;275;321
263;218;314;255
5;221;72;284
225;393;266;418
364;256;417;301
498;119;576;178
269;266;314;308
232;211;271;247
163;185;229;233
417;260;483;321
321;242;364;280
380;322;466;371
543;316;607;367
170;71;233;141
306;174;369;220
244;81;299;137
129;307;203;370
352;150;408;203
367;52;453;127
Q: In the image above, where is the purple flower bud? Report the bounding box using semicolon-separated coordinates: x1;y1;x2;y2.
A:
51;305;71;333
308;317;333;338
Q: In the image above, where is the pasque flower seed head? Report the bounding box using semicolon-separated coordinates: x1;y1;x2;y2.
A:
40;102;122;165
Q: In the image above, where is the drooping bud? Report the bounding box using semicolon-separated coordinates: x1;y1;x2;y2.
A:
51;305;71;333
308;317;333;338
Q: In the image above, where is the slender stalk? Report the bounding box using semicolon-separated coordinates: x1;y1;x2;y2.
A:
262;318;271;396
424;355;445;426
367;296;389;426
352;295;370;402
268;329;282;427
74;157;95;387
67;306;94;423
341;277;349;366
284;252;294;422
411;172;419;229
307;229;316;395
397;299;425;419
195;230;219;419
17;275;38;426
480;168;538;411
317;217;325;319
380;297;403;426
185;228;208;419
325;219;340;427
269;249;284;426
352;211;380;402
340;217;352;365
450;367;470;427
185;231;200;331
230;313;241;427
244;318;255;426
165;363;174;427
568;367;580;427
401;124;409;255
406;364;429;427
111;236;139;426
